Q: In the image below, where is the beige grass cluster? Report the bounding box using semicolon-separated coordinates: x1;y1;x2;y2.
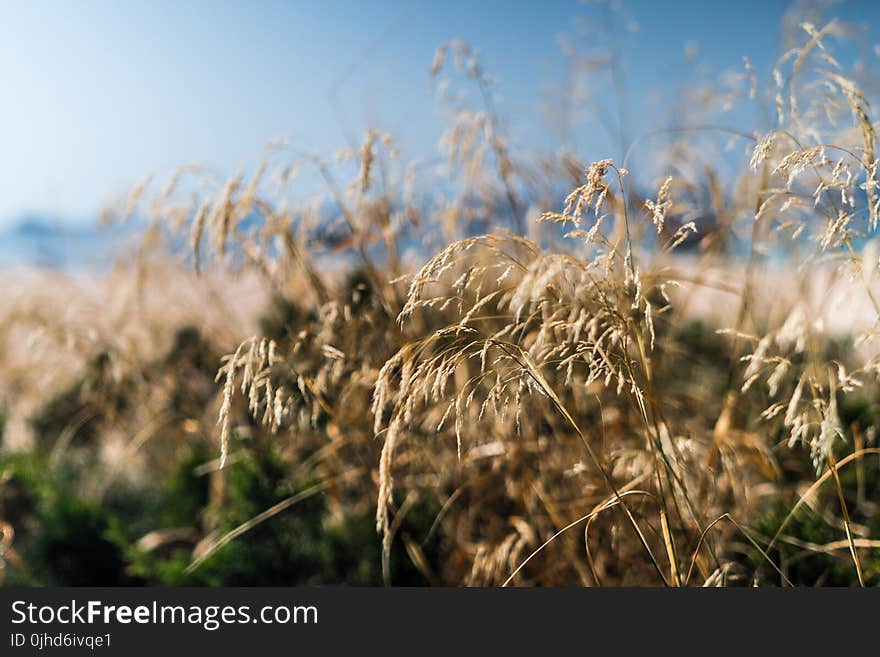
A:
2;2;880;586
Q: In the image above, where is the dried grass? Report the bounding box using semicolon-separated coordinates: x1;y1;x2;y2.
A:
2;3;880;586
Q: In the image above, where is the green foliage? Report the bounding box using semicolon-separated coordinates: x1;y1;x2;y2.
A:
1;441;441;586
749;497;880;587
125;444;440;586
258;296;306;343
0;452;134;585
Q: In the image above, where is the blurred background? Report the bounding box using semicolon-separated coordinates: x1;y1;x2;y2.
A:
2;0;879;267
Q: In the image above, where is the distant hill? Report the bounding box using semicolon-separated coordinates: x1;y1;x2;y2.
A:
0;217;132;269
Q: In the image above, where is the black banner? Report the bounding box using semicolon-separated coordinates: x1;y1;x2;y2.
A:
0;587;877;654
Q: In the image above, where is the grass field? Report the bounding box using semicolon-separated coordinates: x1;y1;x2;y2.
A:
1;1;880;586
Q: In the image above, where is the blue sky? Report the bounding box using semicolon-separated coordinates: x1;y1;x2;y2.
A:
0;0;878;225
